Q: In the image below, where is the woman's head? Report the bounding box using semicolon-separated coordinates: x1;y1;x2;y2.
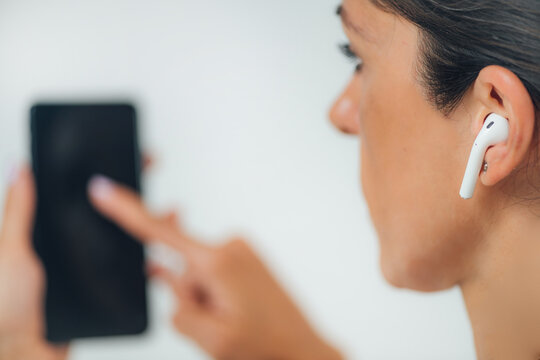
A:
329;0;540;291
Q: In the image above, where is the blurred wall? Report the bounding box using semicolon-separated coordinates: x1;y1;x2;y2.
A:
0;0;475;359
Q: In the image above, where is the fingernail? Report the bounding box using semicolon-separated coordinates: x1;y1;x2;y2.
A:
6;163;20;186
88;175;115;201
147;243;186;275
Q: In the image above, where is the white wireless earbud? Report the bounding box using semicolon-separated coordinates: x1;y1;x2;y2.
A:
460;113;509;199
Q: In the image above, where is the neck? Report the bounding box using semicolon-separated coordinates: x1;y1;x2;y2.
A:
460;204;540;359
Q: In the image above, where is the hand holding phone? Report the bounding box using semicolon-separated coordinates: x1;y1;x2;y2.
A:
0;167;69;360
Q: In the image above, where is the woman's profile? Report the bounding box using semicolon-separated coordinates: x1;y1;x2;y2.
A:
0;0;539;359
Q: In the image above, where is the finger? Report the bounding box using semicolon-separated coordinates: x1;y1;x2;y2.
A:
150;266;225;351
172;300;222;350
0;166;36;249
150;263;212;306
149;263;185;296
142;153;154;173
146;261;163;277
50;344;70;359
147;242;186;275
163;210;180;227
88;175;202;255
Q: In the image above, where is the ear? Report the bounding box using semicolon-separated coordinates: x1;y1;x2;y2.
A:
470;65;537;187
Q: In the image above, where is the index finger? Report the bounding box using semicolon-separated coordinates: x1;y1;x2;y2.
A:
88;175;204;255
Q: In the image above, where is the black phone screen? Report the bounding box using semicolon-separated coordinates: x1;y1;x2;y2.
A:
31;103;148;343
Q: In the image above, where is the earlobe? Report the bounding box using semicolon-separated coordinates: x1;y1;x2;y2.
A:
470;66;536;188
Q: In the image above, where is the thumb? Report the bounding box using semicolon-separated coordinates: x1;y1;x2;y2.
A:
0;166;36;249
151;265;224;350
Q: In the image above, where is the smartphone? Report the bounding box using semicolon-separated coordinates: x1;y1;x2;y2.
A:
30;103;148;343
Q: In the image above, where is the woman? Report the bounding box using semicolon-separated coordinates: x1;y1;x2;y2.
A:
1;0;539;359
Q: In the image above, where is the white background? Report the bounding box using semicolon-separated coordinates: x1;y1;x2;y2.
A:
0;1;476;359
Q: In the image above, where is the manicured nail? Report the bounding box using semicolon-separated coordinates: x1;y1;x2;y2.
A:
88;175;115;201
6;163;20;186
147;243;186;275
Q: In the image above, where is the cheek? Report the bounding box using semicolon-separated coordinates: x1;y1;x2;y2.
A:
357;75;406;224
357;70;479;291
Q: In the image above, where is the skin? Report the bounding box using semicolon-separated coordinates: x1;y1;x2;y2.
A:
0;168;340;360
0;0;539;359
330;1;540;358
0;167;68;360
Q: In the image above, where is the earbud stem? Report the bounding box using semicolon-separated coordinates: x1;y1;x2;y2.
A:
459;113;509;200
459;142;488;199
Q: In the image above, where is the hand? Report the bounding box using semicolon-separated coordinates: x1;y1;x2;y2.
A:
89;176;342;360
0;167;68;360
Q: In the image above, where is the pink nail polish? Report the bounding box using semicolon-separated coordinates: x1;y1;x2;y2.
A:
88;175;114;200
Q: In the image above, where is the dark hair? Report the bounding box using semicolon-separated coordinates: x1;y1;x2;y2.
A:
370;0;540;116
